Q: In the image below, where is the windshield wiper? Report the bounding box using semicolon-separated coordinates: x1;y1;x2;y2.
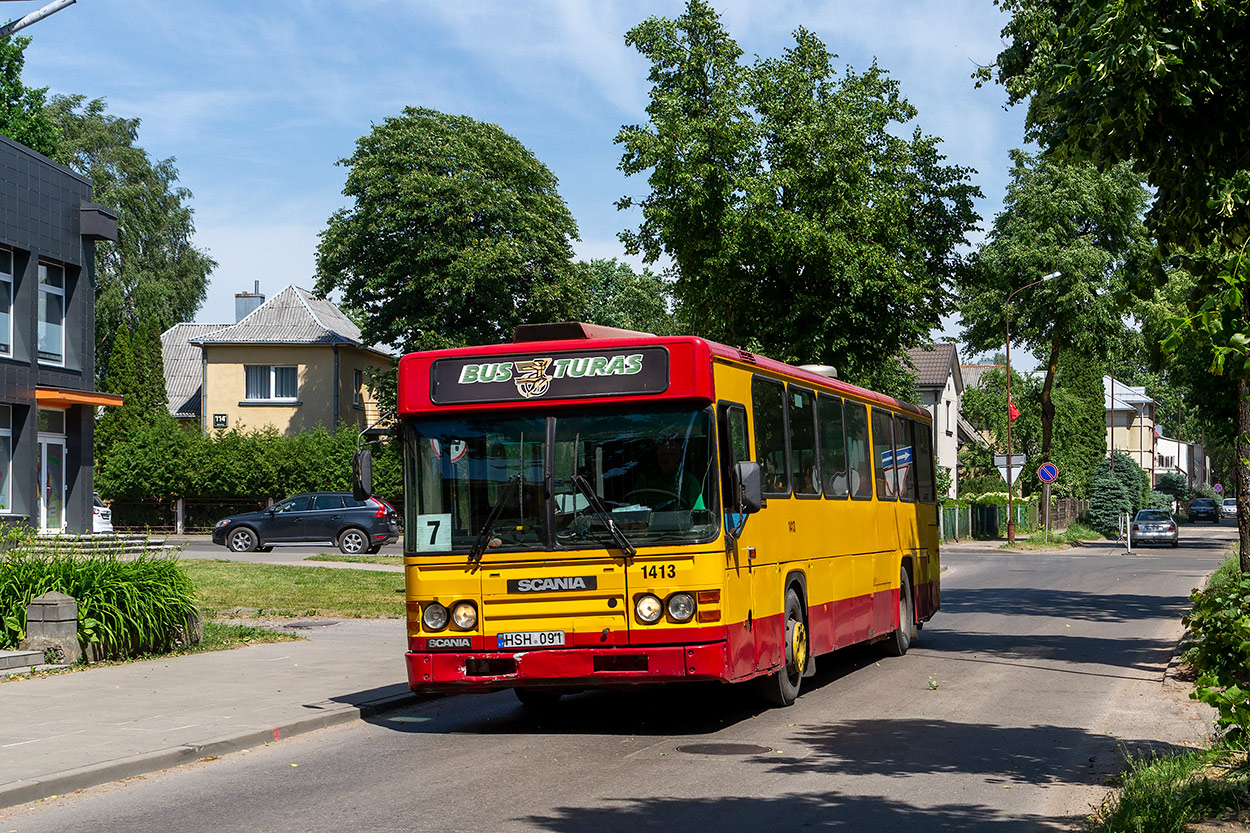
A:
469;473;521;564
570;473;636;558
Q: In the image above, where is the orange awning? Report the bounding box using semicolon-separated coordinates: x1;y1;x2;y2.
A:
35;388;124;408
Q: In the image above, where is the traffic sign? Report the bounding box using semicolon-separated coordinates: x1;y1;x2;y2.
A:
1038;462;1058;483
1215;483;1224;493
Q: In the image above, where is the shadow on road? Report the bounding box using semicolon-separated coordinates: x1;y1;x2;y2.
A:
939;587;1194;623
919;630;1178;676
516;790;1081;832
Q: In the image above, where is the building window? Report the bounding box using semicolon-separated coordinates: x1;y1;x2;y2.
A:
0;249;12;356
944;400;952;436
245;365;298;401
38;261;65;364
353;369;364;407
0;405;10;511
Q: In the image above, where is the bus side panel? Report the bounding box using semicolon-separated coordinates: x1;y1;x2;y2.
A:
752;561;784;672
916;502;941;621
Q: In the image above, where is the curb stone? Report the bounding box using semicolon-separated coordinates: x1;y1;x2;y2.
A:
0;690;419;809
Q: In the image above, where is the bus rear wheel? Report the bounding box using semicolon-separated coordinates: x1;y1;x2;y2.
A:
760;588;806;707
883;566;916;657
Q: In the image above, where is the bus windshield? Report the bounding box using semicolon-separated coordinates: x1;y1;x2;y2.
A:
403;406;718;554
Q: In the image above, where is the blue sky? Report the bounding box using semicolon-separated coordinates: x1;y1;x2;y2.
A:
19;0;1025;349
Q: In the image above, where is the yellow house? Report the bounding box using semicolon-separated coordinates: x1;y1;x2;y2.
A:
161;285;394;435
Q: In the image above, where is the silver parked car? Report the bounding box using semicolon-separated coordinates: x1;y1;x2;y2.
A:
1132;509;1178;548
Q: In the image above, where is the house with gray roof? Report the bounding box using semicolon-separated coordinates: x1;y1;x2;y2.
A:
161;284;394;436
905;343;986;499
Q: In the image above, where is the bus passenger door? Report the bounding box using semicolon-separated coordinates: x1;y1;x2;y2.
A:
719;402;758;679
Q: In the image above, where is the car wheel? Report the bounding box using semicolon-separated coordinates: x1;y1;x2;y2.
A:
367;544;382;554
338;528;368;555
227;527;258;553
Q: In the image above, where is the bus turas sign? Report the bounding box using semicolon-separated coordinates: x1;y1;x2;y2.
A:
431;346;670;404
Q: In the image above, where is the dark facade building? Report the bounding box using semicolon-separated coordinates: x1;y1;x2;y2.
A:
0;133;119;532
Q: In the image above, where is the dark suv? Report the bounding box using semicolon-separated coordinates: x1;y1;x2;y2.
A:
1188;497;1219;523
212;493;399;554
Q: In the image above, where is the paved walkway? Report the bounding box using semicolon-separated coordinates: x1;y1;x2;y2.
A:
0;618;418;809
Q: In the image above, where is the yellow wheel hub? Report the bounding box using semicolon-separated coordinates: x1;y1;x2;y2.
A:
791;620;808;673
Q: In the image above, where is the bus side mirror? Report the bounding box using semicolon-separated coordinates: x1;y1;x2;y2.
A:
732;461;763;514
353;449;373;501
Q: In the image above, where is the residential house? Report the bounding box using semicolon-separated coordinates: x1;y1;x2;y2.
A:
0;133;120;532
1104;376;1157;476
161;285;394;436
906;344;986;498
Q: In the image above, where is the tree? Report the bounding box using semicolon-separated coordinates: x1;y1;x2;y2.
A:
617;2;980;390
315;107;583;353
44;95;215;384
982;0;1250;566
960;367;1043;497
1048;348;1107;498
574;258;674;335
0;35;56;155
958;152;1150;465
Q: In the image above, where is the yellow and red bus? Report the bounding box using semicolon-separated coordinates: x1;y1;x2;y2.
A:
378;323;939;707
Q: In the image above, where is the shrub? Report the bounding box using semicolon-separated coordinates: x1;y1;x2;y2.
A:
0;533;198;660
1183;559;1250;740
1155;472;1189;502
1087;471;1135;536
1147;490;1174;510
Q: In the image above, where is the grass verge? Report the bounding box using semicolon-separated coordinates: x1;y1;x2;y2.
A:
183;559;405;618
304;553;402;566
1084;744;1249;832
1007;521;1104;550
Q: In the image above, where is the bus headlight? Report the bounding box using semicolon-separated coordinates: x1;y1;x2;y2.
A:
422;602;449;631
635;594;663;624
451;601;478;630
667;593;695;622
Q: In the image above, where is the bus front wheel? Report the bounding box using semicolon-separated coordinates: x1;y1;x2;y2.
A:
760;588;806;707
883;566;916;657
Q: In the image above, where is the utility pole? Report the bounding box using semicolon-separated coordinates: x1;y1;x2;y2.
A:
0;0;77;39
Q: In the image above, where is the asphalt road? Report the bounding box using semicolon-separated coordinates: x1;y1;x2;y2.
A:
4;524;1232;833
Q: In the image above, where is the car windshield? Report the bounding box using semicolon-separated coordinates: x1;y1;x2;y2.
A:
402;405;718;554
1193;499;1214;506
1136;510;1171;522
1225;499;1237;506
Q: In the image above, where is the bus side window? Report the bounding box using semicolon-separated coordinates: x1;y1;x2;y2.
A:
818;394;848;498
871;408;897;501
894;416;917;501
845;402;873;500
752;376;790;496
789;387;819;496
915;419;936;503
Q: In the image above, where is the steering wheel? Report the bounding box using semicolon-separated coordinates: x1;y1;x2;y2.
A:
625;487;682;510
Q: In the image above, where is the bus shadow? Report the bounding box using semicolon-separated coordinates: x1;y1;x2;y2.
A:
516;790;1080;832
917;630;1178;677
939;587;1194;623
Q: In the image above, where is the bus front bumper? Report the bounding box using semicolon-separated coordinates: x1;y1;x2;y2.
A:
406;642;730;691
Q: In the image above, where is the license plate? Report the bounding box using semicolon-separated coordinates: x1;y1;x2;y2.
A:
497;630;565;649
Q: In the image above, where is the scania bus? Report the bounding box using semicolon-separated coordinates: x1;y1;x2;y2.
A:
356;322;939;707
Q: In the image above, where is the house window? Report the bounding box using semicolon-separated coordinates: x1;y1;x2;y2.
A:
944;400;952;436
245;365;298;401
0;405;10;511
353;369;364;407
0;249;12;356
38;261;65;364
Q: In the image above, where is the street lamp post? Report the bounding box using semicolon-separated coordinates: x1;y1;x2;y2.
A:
1005;271;1062;543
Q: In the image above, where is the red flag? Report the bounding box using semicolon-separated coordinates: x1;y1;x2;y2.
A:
1008;397;1021;421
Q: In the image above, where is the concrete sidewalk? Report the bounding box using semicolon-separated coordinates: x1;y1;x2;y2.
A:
0;618;418;809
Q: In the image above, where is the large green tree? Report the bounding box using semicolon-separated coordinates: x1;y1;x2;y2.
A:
959;152;1150;463
45;95;215;384
315;107;583;352
617;2;980;391
574;258;674;335
0;35;56;155
982;0;1250;566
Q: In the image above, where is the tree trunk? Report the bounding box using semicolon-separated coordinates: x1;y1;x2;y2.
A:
1239;376;1250;572
1040;338;1060;460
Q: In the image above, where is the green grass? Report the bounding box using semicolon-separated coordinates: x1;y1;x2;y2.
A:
1008;521;1104;549
183;559;405;618
304;553;402;566
1084;745;1250;832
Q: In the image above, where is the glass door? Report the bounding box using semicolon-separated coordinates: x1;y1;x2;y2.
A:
38;409;67;532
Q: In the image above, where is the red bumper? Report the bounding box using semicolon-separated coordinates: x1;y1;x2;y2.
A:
406;641;730;692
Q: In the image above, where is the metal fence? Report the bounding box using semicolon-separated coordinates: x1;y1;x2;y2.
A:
109;498;271;535
940;502;1043;541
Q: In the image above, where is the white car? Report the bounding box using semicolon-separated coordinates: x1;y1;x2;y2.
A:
1222;498;1238;519
93;492;114;534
